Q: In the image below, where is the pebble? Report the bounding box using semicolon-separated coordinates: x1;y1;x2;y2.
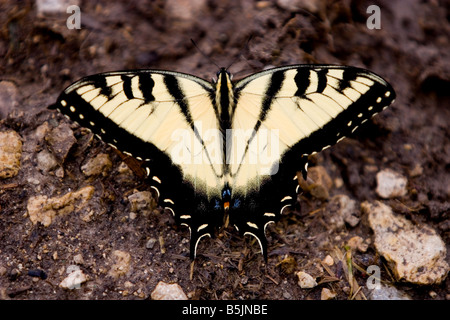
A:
0;81;19;118
151;281;188;300
108;250;131;278
46;123;76;162
81;153;112;177
277;0;320;13
146;238;157;249
116;162;135;183
36;0;80;14
128;191;156;217
256;1;272;9
36;149;58;173
296;271;317;289
363;201;449;285
0;266;7;276
347;236;369;253
27;186;95;226
324;194;359;229
60;266;87;290
409;163;423;177
299;166;333;200
165;0;206;21
73;253;84;265
0;130;23;179
375;169;408;198
33;122;52;144
322;255;334;266
369;284;411;300
321;288;337;300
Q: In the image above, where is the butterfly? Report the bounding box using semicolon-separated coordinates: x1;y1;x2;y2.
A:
50;64;395;259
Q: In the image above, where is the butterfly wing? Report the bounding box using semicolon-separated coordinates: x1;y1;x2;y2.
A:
229;65;396;257
52;70;225;257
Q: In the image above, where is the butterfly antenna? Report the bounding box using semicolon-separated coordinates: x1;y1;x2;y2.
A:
226;35;253;71
190;39;220;69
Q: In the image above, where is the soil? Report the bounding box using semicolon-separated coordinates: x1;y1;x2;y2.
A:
0;0;449;300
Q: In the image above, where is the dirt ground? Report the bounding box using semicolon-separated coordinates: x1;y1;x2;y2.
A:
0;0;449;300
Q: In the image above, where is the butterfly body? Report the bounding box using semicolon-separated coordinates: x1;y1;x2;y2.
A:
52;64;395;259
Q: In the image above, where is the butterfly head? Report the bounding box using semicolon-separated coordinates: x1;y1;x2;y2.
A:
213;67;233;83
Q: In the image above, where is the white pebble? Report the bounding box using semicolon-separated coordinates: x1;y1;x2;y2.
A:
60;266;87;289
296;271;317;289
151;281;188;300
375;169;407;198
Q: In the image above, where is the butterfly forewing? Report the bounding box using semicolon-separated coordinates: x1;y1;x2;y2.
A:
56;70;225;197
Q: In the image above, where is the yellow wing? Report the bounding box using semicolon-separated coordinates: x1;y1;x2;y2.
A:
230;65;395;194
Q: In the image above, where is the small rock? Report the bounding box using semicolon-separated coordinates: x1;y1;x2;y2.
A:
128;191;157;216
321;288;337;300
55;167;65;178
8;268;21;281
299;166;333;200
347;236;369;253
36;0;80;15
129;211;137;220
324;195;359;229
375;169;408;198
34;122;52;141
60;266;87;290
256;1;272;9
27;186;95;226
322;255;334;266
0;81;19;118
0;130;23;179
46;123;76;162
73;253;84;265
165;0;206;21
277;0;320;13
151;281;188;300
0;266;7;276
81;153;112;177
116;162;135;183
36;149;58;173
146;238;157;249
369;284;411;300
409;163;423;177
282;291;292;299
296;271;317;289
109;250;131;278
364;201;449;285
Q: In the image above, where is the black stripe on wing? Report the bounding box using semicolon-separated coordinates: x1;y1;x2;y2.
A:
287;74;396;160
55;87;166;165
